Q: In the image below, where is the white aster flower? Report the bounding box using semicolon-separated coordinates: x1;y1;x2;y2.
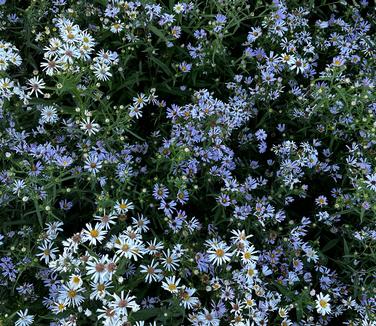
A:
92;62;112;81
207;241;233;266
162;275;181;293
27;76;45;97
315;292;331;315
15;309;34;326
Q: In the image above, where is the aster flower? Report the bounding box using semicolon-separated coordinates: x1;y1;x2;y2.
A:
110;21;124;33
207;241;233;266
51;301;68;314
133;93;148;109
110;291;140;316
90;280;113;300
86;256;109;283
131;214;150;232
58;284;85;307
289;57;306;74
162;275;181;293
315;293;331;315
92;62;112;81
196;309;220;326
94;210;118;230
303;246;319;263
145;239;164;255
80;117;100;136
82;222;107;245
114;237;144;261
244;262;258;282
230;229;253;246
332;56;345;67
58;44;79;63
152;183;169;200
315;195;328;207
97;305;119;323
69;274;83;289
129;104;143;119
12;179;26;195
37;241;58;264
84;154;102;175
15;309;34;326
114;199;134;214
160;248;180;271
27;76;45;97
59;199;73;211
179;287;200;309
364;173;376;191
239;244;259;264
40;106;58;124
40;57;61;75
140;259;162;283
179;61;192;73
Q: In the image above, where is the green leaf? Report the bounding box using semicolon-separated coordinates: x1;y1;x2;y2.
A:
343;238;351;262
149;25;167;42
34;198;43;228
322;238;339;253
296;300;303;321
149;56;172;76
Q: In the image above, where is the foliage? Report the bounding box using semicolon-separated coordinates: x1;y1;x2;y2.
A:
0;0;375;325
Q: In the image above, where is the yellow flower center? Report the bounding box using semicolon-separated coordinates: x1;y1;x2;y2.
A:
68;289;77;298
90;229;99;238
72;276;80;284
168;283;177;291
244;252;251;259
97;283;105;291
215;249;224;257
247;268;255;276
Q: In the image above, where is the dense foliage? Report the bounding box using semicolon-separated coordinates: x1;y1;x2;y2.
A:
0;0;375;325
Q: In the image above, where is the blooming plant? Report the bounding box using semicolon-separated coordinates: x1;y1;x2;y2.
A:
0;0;375;325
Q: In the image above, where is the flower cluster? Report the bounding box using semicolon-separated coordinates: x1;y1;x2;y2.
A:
0;0;375;325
